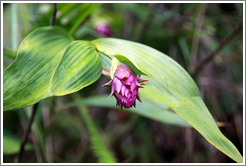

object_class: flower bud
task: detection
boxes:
[94,23,113,37]
[103,64,147,108]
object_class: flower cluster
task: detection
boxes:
[103,64,147,108]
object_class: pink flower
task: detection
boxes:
[103,64,148,108]
[94,23,113,37]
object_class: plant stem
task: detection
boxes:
[136,4,156,42]
[15,103,39,162]
[50,4,57,26]
[44,96,57,162]
[31,132,42,162]
[189,4,207,74]
[11,3,18,51]
[192,20,243,76]
[185,127,193,160]
[68,4,99,36]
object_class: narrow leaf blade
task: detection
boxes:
[65,95,190,127]
[72,94,117,163]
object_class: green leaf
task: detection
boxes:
[3,48,17,60]
[92,38,243,163]
[3,130,33,154]
[178,37,190,68]
[99,52,112,71]
[11,3,18,51]
[4,27,103,111]
[72,94,117,163]
[50,41,102,96]
[112,54,147,76]
[108,55,147,79]
[58,4,81,20]
[3,26,72,111]
[65,95,190,127]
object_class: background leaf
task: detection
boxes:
[3,26,72,111]
[65,95,190,127]
[3,48,17,60]
[92,38,243,163]
[50,40,102,96]
[3,130,33,155]
[72,94,117,163]
[68,3,101,36]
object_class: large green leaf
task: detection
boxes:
[92,38,243,163]
[3,26,72,111]
[65,95,190,127]
[50,41,102,96]
[3,27,103,111]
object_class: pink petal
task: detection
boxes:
[121,85,126,96]
[121,80,131,86]
[125,89,129,97]
[135,81,144,88]
[115,69,130,80]
[127,93,132,100]
[137,77,148,83]
[125,75,134,84]
[114,78,122,93]
[103,80,112,87]
[136,92,142,102]
[130,83,137,92]
[109,83,115,97]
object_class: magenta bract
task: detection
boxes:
[103,64,147,108]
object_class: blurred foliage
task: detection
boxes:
[3,3,243,163]
[3,130,33,155]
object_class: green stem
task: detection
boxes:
[50,4,57,26]
[11,3,18,51]
[68,4,99,36]
[15,103,39,162]
[189,4,207,74]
